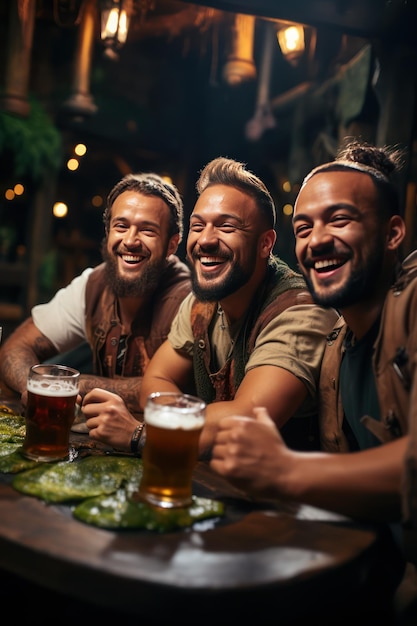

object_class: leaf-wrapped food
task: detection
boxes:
[0,449,37,472]
[12,455,143,502]
[0,414,26,442]
[74,490,224,531]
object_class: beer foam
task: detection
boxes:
[145,406,205,430]
[27,379,78,397]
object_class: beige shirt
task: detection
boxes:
[168,293,339,417]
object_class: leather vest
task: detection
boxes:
[317,250,417,560]
[84,256,191,378]
[319,251,417,451]
[190,256,313,403]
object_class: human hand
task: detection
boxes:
[82,388,140,452]
[210,406,292,501]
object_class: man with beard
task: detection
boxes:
[0,173,191,419]
[210,142,417,619]
[111,155,337,458]
[80,157,337,455]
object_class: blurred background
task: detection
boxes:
[0,0,416,338]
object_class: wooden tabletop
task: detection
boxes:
[0,383,404,625]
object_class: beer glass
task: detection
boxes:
[22,364,80,462]
[136,392,206,509]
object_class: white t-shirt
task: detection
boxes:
[32,267,94,352]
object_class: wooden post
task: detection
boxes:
[1,0,36,116]
[62,0,98,118]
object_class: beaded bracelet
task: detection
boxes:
[130,422,146,454]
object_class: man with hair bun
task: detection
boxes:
[211,141,417,619]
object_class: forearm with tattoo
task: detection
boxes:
[0,336,55,393]
[79,375,143,415]
[0,327,57,394]
[0,352,32,394]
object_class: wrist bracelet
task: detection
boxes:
[130,422,145,454]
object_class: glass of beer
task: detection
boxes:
[22,364,80,462]
[136,392,206,509]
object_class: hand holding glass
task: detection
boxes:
[22,364,80,462]
[136,392,206,508]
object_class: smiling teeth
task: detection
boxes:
[122,255,142,262]
[200,256,223,264]
[314,259,341,270]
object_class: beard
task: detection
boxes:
[102,246,165,298]
[302,240,386,309]
[189,256,252,302]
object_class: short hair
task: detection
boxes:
[103,173,184,242]
[196,157,276,228]
[302,139,405,217]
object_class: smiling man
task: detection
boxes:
[210,143,417,592]
[0,173,191,416]
[124,156,338,457]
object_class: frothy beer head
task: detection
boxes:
[27,364,80,396]
[27,378,78,397]
[145,393,206,430]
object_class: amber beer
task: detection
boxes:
[22,364,80,462]
[137,392,206,508]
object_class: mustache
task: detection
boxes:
[190,246,231,261]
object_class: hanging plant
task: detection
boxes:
[0,95,62,181]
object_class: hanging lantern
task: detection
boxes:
[277,23,305,66]
[100,0,132,58]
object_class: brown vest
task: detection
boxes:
[190,257,319,451]
[84,256,191,378]
[317,250,417,562]
[319,252,417,451]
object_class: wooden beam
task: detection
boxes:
[180,0,417,40]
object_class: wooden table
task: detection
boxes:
[0,386,404,625]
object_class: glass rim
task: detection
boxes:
[29,364,80,378]
[147,391,206,409]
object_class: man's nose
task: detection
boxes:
[123,227,141,245]
[309,224,333,249]
[196,225,218,247]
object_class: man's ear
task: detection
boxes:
[386,215,406,251]
[259,229,277,259]
[167,233,180,257]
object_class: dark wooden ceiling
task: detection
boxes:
[3,1,416,187]
[1,0,417,310]
[181,0,417,41]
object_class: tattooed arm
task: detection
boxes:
[0,317,143,415]
[0,317,58,395]
[77,375,142,417]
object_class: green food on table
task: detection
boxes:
[0,413,25,443]
[0,449,37,472]
[0,442,24,458]
[0,411,225,532]
[12,455,143,502]
[0,413,30,469]
[74,490,224,531]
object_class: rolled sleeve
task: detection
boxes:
[246,304,339,397]
[167,293,195,356]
